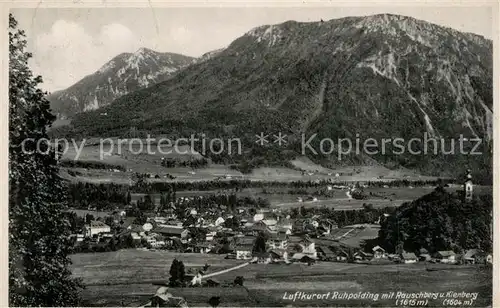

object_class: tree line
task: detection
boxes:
[67,182,130,210]
[9,14,81,306]
[64,177,452,210]
[161,157,209,169]
[378,187,493,254]
[60,159,126,171]
[286,204,397,228]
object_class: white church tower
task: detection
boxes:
[463,169,473,202]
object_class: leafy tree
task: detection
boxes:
[252,231,268,254]
[234,276,244,286]
[183,215,197,228]
[67,212,85,233]
[395,241,404,255]
[85,213,95,223]
[224,216,241,231]
[188,227,206,244]
[208,296,221,308]
[126,191,132,204]
[8,14,82,306]
[107,237,117,251]
[133,211,147,225]
[104,215,114,228]
[143,194,154,210]
[379,189,493,253]
[168,258,186,287]
[203,263,210,272]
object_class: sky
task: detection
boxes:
[11,6,494,92]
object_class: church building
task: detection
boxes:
[463,169,473,202]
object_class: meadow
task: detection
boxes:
[60,141,443,185]
[72,250,492,307]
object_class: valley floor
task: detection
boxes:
[72,250,492,307]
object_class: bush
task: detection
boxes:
[234,276,244,286]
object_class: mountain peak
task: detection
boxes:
[134,47,156,55]
[355,13,490,46]
[65,14,492,179]
[48,48,194,118]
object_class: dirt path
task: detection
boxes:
[201,261,251,279]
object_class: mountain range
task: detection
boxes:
[51,14,493,179]
[48,48,194,118]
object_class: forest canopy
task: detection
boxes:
[378,187,492,254]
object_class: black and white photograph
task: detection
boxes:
[6,2,497,307]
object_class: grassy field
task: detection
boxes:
[71,250,492,307]
[72,250,242,286]
[59,141,445,184]
[74,185,492,218]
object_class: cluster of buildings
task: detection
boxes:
[75,173,492,267]
[76,203,493,267]
[347,246,492,265]
[76,204,340,257]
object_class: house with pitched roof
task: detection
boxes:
[267,232,288,250]
[372,246,387,259]
[434,251,457,264]
[335,249,349,262]
[277,218,293,235]
[269,249,289,262]
[317,245,335,261]
[400,252,418,263]
[353,251,373,261]
[155,225,188,239]
[298,237,317,259]
[144,287,188,307]
[84,221,111,238]
[463,249,487,264]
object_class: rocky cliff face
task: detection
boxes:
[48,48,194,118]
[67,14,493,177]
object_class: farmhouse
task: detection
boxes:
[234,236,255,259]
[190,242,214,253]
[251,222,269,234]
[298,238,318,259]
[316,246,335,261]
[387,254,400,261]
[205,230,217,241]
[372,246,387,259]
[147,287,188,307]
[486,254,493,264]
[261,218,278,227]
[84,221,111,238]
[335,249,349,262]
[400,252,418,263]
[205,278,220,287]
[277,218,293,233]
[214,217,225,227]
[235,244,253,260]
[151,240,166,248]
[319,219,337,233]
[269,249,289,262]
[253,219,278,232]
[463,249,487,264]
[417,248,431,261]
[155,226,188,239]
[253,213,265,222]
[255,252,272,264]
[291,253,317,264]
[353,251,373,261]
[267,232,288,249]
[434,251,457,264]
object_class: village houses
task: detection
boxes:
[84,221,111,238]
